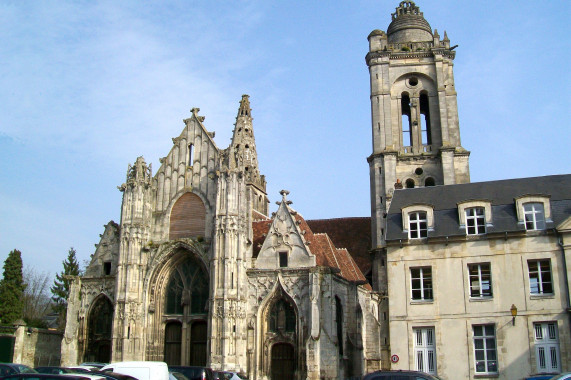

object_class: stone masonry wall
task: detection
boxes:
[13,325,62,366]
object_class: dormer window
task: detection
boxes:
[458,201,492,236]
[409,212,427,239]
[402,204,434,240]
[465,207,486,235]
[524,203,546,230]
[515,195,551,231]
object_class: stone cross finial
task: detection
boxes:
[279,189,290,202]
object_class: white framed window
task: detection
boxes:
[528,260,553,295]
[402,204,434,239]
[414,327,437,375]
[524,203,546,230]
[534,322,561,373]
[468,263,492,298]
[515,195,551,229]
[458,200,492,235]
[473,324,498,374]
[466,207,486,235]
[409,212,428,239]
[411,267,433,301]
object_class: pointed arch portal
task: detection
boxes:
[162,253,209,366]
[85,296,113,363]
[260,283,300,380]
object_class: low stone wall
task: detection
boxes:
[11,324,63,366]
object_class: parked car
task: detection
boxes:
[548,374,571,380]
[87,371,137,380]
[101,361,169,380]
[35,368,76,375]
[169,372,190,380]
[363,370,442,380]
[0,374,96,380]
[0,364,37,376]
[61,375,106,380]
[526,375,559,380]
[213,371,245,380]
[79,365,106,371]
[168,366,214,380]
[66,368,93,374]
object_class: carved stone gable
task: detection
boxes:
[256,197,315,269]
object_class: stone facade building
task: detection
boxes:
[61,2,571,379]
[385,175,571,379]
[61,95,382,380]
[365,0,470,367]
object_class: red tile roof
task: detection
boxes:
[306,217,372,276]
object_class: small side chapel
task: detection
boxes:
[61,95,382,380]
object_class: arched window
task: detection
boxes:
[188,144,194,166]
[406,179,415,188]
[269,298,296,333]
[419,92,432,145]
[165,256,209,315]
[335,296,343,355]
[170,193,206,239]
[425,177,435,187]
[401,93,412,147]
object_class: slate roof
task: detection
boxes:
[252,214,370,287]
[386,174,571,241]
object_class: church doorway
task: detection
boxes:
[164,322,182,365]
[85,296,113,363]
[271,343,295,380]
[190,321,207,366]
[162,253,209,366]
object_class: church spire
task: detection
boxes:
[237,93,252,118]
[227,95,268,215]
[230,95,259,174]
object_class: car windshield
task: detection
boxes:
[170,372,190,380]
[16,365,37,373]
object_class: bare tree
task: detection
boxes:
[23,266,52,327]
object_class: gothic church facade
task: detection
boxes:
[61,94,382,380]
[61,2,571,380]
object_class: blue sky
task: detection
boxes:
[1,1,569,278]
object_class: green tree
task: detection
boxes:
[0,249,25,325]
[51,247,81,329]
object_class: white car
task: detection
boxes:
[101,361,169,380]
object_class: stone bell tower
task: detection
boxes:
[365,1,470,367]
[209,95,267,373]
[114,156,153,361]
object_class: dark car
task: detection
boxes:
[89,371,138,380]
[363,370,442,380]
[0,364,37,376]
[213,371,245,380]
[168,366,214,380]
[79,364,107,370]
[34,368,75,375]
[0,374,93,380]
